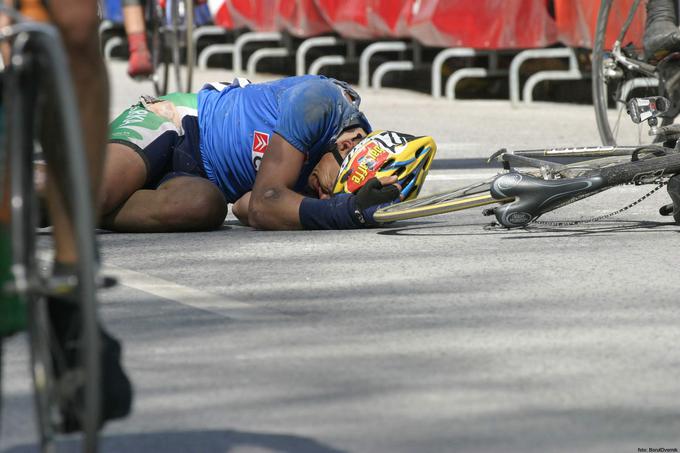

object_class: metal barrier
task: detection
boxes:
[431,48,476,98]
[104,36,125,61]
[296,36,341,76]
[509,47,583,106]
[247,47,290,77]
[193,25,228,61]
[620,78,659,102]
[309,56,346,75]
[372,61,415,89]
[359,41,410,90]
[198,31,283,74]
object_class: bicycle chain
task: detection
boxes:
[484,180,667,230]
[533,181,666,227]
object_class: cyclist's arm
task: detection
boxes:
[248,134,306,230]
[232,191,252,226]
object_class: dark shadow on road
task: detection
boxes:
[2,429,348,453]
[378,219,680,238]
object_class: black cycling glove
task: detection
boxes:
[352,177,401,226]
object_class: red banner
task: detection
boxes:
[554,0,645,49]
[407,0,558,49]
[314,0,413,39]
[277,0,332,37]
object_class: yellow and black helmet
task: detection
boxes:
[332,130,437,201]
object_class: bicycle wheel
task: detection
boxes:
[374,147,660,223]
[7,30,101,452]
[169,0,194,93]
[374,179,504,222]
[148,0,170,96]
[592,0,669,146]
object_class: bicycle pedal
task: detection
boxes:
[659,202,675,216]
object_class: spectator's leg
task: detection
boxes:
[123,0,152,78]
[44,0,108,264]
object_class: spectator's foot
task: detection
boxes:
[667,173,680,224]
[127,48,153,80]
[47,265,133,432]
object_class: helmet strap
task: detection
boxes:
[328,144,345,166]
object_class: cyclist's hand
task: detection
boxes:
[353,176,402,226]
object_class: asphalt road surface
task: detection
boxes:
[2,61,679,453]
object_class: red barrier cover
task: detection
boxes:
[407,0,558,49]
[208,0,234,28]
[227,0,279,31]
[554,0,645,49]
[277,0,332,37]
[314,0,414,39]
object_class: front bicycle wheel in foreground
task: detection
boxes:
[4,27,102,452]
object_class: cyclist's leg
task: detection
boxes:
[123,0,153,78]
[101,174,227,232]
[39,0,133,431]
[101,92,226,232]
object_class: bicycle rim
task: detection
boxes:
[6,59,58,451]
[29,32,101,452]
[374,179,502,222]
[592,0,662,146]
[171,0,182,92]
[149,0,169,96]
[184,0,194,92]
[373,151,656,223]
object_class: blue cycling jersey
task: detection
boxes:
[197,75,371,203]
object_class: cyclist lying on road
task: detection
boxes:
[99,75,433,232]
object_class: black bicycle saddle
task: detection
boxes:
[489,172,606,228]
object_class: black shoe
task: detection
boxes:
[667,173,680,224]
[48,298,133,433]
[644,0,680,60]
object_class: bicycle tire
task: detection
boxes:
[374,147,667,223]
[374,179,502,222]
[598,149,680,184]
[592,0,667,146]
[149,0,169,96]
[185,0,194,93]
[169,0,193,93]
[7,30,101,453]
[593,0,617,146]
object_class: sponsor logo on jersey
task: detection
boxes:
[251,131,270,171]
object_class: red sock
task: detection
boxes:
[128,32,149,54]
